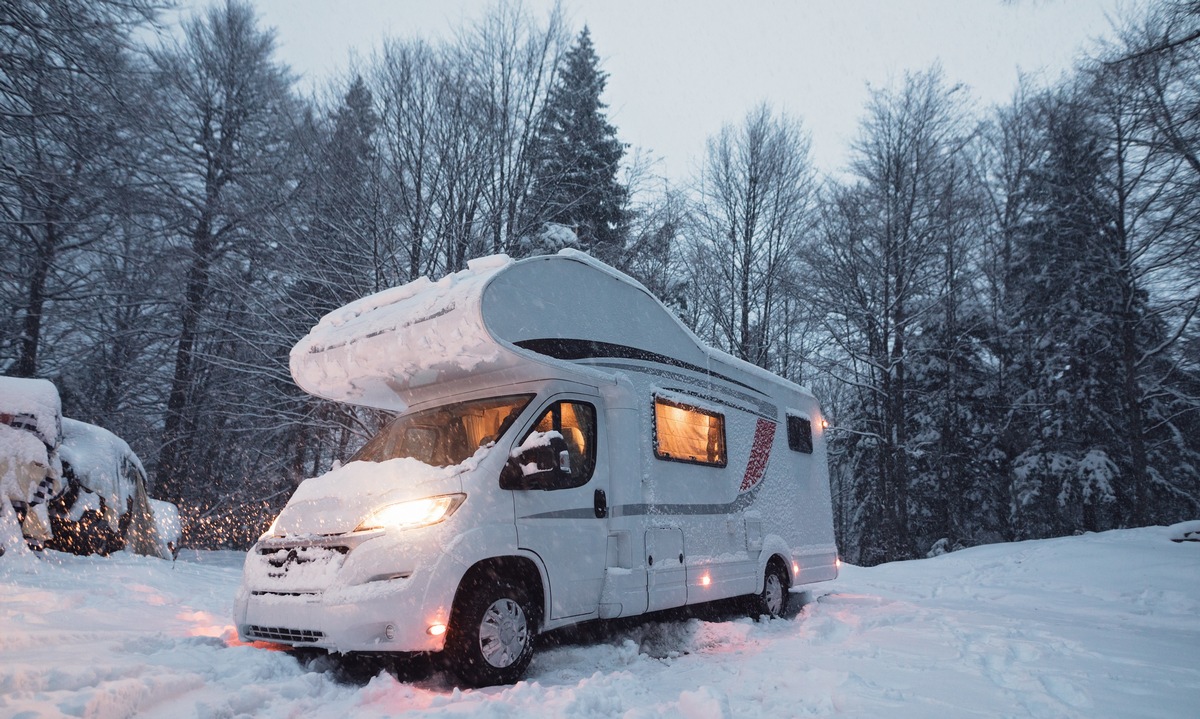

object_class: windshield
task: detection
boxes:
[350,394,534,467]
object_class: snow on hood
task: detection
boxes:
[272,449,489,536]
[290,255,518,412]
[0,376,61,448]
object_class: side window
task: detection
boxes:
[787,415,813,454]
[653,396,727,467]
[521,400,597,488]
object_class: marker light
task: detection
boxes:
[427,623,447,637]
[792,561,801,576]
[700,573,711,587]
[356,494,466,532]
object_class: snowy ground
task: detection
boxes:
[1,525,1197,718]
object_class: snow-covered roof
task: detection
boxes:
[0,376,61,447]
[290,250,813,412]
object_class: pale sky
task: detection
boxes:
[243,0,1142,178]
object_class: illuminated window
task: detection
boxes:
[352,394,534,467]
[653,396,726,467]
[787,415,813,454]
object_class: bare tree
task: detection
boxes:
[811,68,976,563]
[0,0,159,376]
[458,0,568,256]
[688,104,819,376]
[146,0,301,507]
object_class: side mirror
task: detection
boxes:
[499,433,571,490]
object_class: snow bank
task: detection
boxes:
[2,526,1198,717]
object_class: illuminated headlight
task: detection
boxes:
[259,516,280,540]
[356,494,466,532]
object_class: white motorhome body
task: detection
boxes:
[235,251,838,684]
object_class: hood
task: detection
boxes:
[273,451,487,536]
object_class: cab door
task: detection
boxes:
[510,393,609,620]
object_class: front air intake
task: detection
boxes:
[245,625,325,643]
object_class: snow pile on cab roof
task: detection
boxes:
[290,255,514,412]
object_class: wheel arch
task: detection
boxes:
[763,552,791,591]
[758,534,794,592]
[450,555,546,633]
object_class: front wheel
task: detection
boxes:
[750,563,790,619]
[446,575,536,686]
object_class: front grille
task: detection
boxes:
[245,625,325,643]
[259,545,349,566]
[250,590,319,597]
[255,544,350,582]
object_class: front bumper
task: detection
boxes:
[234,530,462,653]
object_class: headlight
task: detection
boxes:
[355,494,466,532]
[259,515,280,540]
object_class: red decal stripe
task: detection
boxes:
[740,419,776,492]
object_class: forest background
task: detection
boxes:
[3,0,1198,564]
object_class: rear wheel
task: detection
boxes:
[446,574,536,686]
[751,563,789,619]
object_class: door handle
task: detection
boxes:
[594,488,608,519]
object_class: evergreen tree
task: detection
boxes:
[1006,90,1127,536]
[276,75,389,490]
[525,27,627,260]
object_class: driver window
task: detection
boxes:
[522,400,597,488]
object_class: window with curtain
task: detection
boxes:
[653,396,726,467]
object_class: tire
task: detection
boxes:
[446,574,536,687]
[751,563,789,619]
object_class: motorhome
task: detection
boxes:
[235,250,839,685]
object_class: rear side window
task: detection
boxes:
[653,396,726,467]
[787,415,813,454]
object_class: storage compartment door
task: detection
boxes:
[645,528,686,611]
